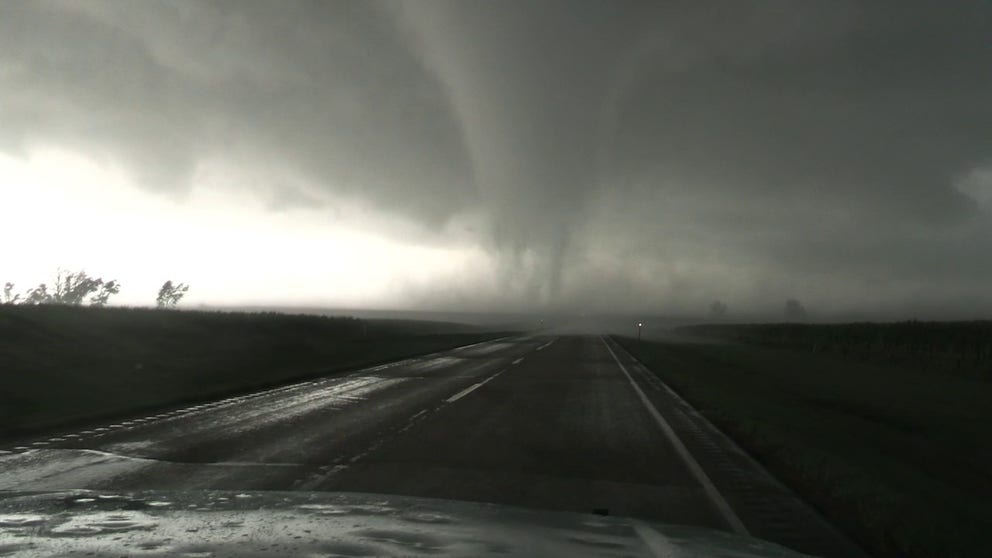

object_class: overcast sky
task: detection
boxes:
[2,1,991,319]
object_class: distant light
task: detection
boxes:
[638,322,643,327]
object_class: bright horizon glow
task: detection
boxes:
[0,147,492,309]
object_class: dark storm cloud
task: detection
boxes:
[0,0,473,223]
[595,1,992,316]
[395,0,992,316]
[3,0,992,317]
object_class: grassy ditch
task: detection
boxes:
[615,334,992,558]
[1,305,510,438]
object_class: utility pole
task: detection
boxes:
[637,322,642,341]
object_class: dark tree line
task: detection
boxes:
[5,269,120,307]
[3,270,188,308]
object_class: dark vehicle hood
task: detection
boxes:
[0,490,809,557]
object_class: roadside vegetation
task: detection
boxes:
[0,305,508,438]
[4,269,188,309]
[4,269,122,307]
[615,332,992,558]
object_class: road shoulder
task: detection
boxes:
[604,336,869,558]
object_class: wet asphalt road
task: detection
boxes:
[0,335,729,530]
[1,334,876,557]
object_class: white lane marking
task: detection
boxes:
[536,339,556,351]
[446,382,486,403]
[512,357,524,365]
[445,370,504,403]
[600,336,750,536]
[10,336,522,457]
[348,452,369,464]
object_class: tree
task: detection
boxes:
[156,280,189,308]
[785,298,807,320]
[2,282,19,305]
[52,269,104,305]
[709,300,728,318]
[10,269,121,306]
[89,280,120,307]
[23,283,52,305]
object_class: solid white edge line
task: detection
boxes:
[600,335,750,536]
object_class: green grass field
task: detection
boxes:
[0,305,509,438]
[615,334,992,558]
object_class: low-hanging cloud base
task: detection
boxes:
[2,1,991,320]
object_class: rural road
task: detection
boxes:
[0,334,866,557]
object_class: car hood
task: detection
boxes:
[0,490,809,557]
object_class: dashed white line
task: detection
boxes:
[446,382,486,403]
[445,369,505,403]
[600,336,750,536]
[536,339,556,351]
[5,336,524,457]
[347,453,367,464]
[512,357,524,365]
